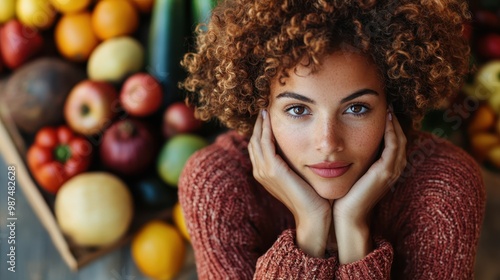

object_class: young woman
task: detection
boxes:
[178,0,486,278]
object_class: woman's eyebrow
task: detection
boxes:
[276,91,315,104]
[340,89,379,104]
[276,89,379,104]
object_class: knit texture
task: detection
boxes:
[178,130,486,279]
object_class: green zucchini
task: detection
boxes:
[190,0,218,31]
[148,0,189,107]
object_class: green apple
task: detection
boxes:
[157,134,208,187]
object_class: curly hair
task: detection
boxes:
[181,0,471,136]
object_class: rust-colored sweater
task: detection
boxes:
[178,130,486,279]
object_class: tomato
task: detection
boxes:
[27,126,93,194]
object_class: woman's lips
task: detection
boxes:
[308,162,352,178]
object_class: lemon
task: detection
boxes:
[132,220,186,280]
[173,202,190,241]
[0,0,16,24]
[17,0,56,29]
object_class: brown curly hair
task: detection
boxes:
[181,0,471,136]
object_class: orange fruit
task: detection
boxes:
[467,104,496,135]
[470,133,500,162]
[173,202,190,241]
[131,220,186,280]
[55,12,100,62]
[488,145,500,169]
[49,0,91,13]
[130,0,155,13]
[91,0,139,40]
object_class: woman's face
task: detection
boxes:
[268,51,387,200]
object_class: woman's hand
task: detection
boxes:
[248,110,332,257]
[333,109,407,264]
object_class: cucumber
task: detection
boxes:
[148,0,189,107]
[190,0,218,31]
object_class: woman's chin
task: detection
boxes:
[313,185,351,200]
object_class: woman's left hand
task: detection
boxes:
[333,109,407,264]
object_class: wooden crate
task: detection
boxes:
[0,79,172,271]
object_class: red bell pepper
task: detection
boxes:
[27,126,93,194]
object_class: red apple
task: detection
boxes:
[477,33,500,60]
[474,9,500,30]
[0,31,3,73]
[64,80,119,136]
[0,19,43,70]
[120,73,163,117]
[162,102,203,138]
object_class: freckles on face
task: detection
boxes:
[268,51,387,200]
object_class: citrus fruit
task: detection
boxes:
[173,202,190,241]
[55,12,100,62]
[91,0,139,40]
[49,0,91,13]
[132,220,186,280]
[130,0,155,13]
[157,134,208,186]
[0,0,16,24]
[17,0,57,29]
[467,104,496,135]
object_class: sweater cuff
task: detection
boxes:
[336,236,394,279]
[255,229,338,279]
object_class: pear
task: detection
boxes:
[87,36,144,83]
[475,60,500,113]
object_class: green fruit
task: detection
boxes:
[157,134,208,186]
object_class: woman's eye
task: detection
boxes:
[286,106,310,117]
[345,104,369,115]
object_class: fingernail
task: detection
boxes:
[388,111,393,121]
[261,109,267,119]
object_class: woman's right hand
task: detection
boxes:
[248,110,332,257]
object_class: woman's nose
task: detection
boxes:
[316,119,344,154]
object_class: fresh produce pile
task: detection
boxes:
[462,0,500,170]
[0,0,217,277]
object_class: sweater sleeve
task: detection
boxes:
[178,146,262,279]
[389,142,486,279]
[254,229,337,279]
[255,230,394,279]
[335,237,394,279]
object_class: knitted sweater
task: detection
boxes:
[178,130,486,279]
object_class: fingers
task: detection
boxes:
[390,110,407,172]
[260,110,278,158]
[248,111,263,172]
[249,110,273,180]
[380,109,407,184]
